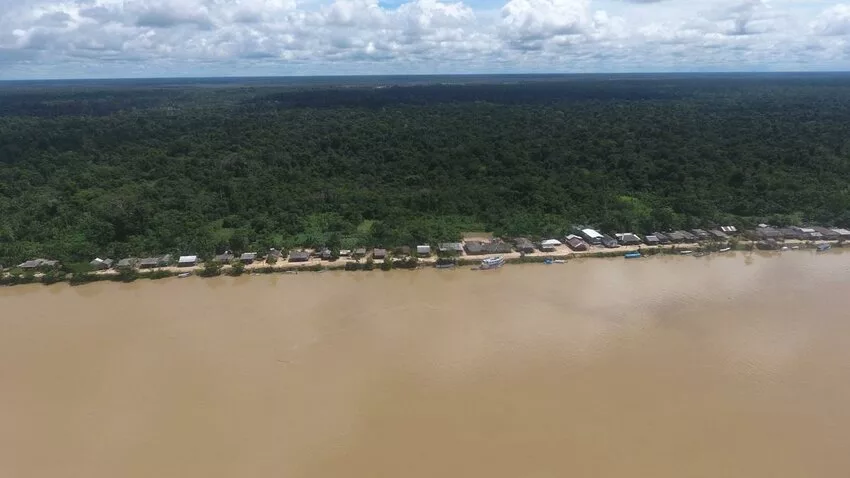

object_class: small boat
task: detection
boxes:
[791,246,800,250]
[719,247,731,253]
[624,252,641,259]
[544,258,554,265]
[480,256,505,270]
[178,272,191,278]
[553,260,566,264]
[680,250,693,255]
[817,243,831,252]
[435,262,456,269]
[781,246,789,251]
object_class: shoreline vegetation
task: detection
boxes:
[0,238,842,288]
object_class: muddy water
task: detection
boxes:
[2,251,850,478]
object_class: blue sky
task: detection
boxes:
[1,0,849,79]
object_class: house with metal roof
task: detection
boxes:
[178,255,198,267]
[615,233,641,246]
[580,228,604,245]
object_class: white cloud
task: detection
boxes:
[0,0,847,78]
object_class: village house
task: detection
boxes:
[139,254,171,269]
[514,238,535,254]
[666,231,686,243]
[339,249,352,257]
[465,240,513,255]
[18,259,59,270]
[709,230,729,240]
[540,239,562,250]
[754,227,782,241]
[779,228,802,240]
[615,233,641,246]
[438,243,464,255]
[720,225,738,234]
[416,245,431,257]
[812,226,840,240]
[266,249,283,261]
[463,241,486,256]
[214,252,234,263]
[373,248,387,260]
[240,252,257,264]
[89,258,114,271]
[601,235,620,248]
[288,251,310,262]
[679,230,698,242]
[564,235,589,251]
[651,232,671,244]
[178,255,198,267]
[643,235,661,246]
[320,248,333,260]
[353,247,367,259]
[830,228,850,239]
[691,229,711,240]
[580,228,603,245]
[116,258,139,269]
[791,227,817,239]
[394,246,411,257]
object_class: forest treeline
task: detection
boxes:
[2,75,850,265]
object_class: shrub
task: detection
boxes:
[228,262,245,276]
[199,261,222,277]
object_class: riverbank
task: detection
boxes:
[0,239,841,287]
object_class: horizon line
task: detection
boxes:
[3,70,850,83]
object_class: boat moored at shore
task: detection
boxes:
[480,256,505,270]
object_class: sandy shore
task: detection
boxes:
[2,238,836,285]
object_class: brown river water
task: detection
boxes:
[2,251,850,478]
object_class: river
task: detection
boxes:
[2,251,850,477]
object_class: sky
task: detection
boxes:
[1,0,849,79]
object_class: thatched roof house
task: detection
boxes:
[514,238,535,254]
[666,231,686,243]
[117,258,139,269]
[214,252,234,263]
[288,251,310,262]
[18,259,59,270]
[439,243,464,254]
[89,258,114,270]
[465,240,513,255]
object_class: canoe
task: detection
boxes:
[624,252,641,259]
[719,247,731,252]
[680,250,693,255]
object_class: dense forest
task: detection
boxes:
[2,74,850,264]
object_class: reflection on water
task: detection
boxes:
[2,252,850,478]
